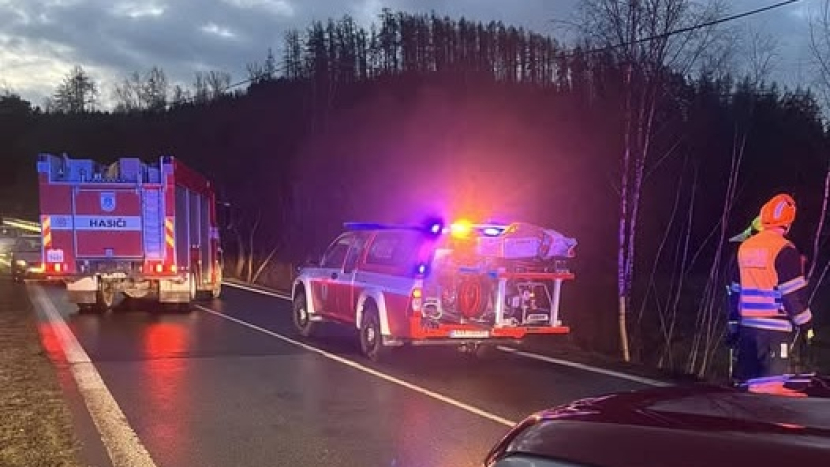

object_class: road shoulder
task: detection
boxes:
[0,277,83,467]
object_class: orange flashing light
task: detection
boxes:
[410,287,423,314]
[450,219,472,238]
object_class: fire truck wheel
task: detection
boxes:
[360,304,391,362]
[293,292,317,337]
[97,288,116,310]
[77,303,99,314]
[189,273,197,300]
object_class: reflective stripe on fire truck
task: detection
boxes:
[41,215,52,248]
[165,217,175,261]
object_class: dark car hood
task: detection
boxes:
[486,378,830,467]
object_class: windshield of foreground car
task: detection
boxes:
[15,238,41,253]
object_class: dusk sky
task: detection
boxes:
[0,0,818,109]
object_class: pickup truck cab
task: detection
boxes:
[292,220,576,361]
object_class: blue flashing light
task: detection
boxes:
[344,222,389,231]
[483,227,503,236]
[422,216,445,236]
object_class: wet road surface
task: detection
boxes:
[33,282,651,467]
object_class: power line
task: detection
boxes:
[563,0,803,58]
[163,63,289,110]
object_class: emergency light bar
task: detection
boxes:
[344,222,428,231]
[343,220,509,237]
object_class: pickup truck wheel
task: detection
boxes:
[293,293,317,337]
[212,266,223,299]
[360,304,390,362]
[473,343,500,360]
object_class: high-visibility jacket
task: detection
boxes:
[729,230,812,333]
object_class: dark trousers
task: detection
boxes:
[733,326,793,382]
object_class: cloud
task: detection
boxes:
[0,0,813,109]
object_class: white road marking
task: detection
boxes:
[195,304,518,427]
[28,284,159,467]
[223,280,292,300]
[222,280,669,388]
[496,347,669,387]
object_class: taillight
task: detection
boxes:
[410,287,423,314]
[155,264,163,273]
[54,263,62,272]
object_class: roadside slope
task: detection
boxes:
[0,277,82,467]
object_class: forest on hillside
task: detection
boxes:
[3,2,830,377]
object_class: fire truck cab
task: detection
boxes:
[37,153,223,311]
[292,219,577,361]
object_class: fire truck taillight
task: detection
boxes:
[154,264,163,273]
[410,287,423,314]
[53,263,62,272]
[170,264,177,273]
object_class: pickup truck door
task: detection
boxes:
[311,234,353,318]
[337,232,371,324]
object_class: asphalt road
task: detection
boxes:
[32,282,652,467]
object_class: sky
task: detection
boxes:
[0,0,819,109]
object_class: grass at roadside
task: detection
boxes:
[0,277,82,467]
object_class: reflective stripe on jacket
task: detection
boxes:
[736,230,811,333]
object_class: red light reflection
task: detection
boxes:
[139,321,193,465]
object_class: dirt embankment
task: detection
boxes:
[0,277,82,467]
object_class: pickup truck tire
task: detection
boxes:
[360,303,390,362]
[293,292,317,337]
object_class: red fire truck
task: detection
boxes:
[37,153,223,311]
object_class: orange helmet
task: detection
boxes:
[760,193,796,229]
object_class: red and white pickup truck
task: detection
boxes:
[292,219,577,361]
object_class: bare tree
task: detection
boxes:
[143,66,169,111]
[206,70,232,99]
[745,23,779,86]
[576,0,724,361]
[112,71,144,112]
[111,66,169,112]
[170,84,191,106]
[193,72,211,104]
[806,1,830,299]
[51,65,99,113]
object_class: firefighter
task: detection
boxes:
[730,194,815,386]
[725,215,762,381]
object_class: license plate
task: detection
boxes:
[46,249,64,263]
[100,272,127,279]
[450,330,490,339]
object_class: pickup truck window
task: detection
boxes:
[365,231,422,268]
[343,232,370,273]
[321,235,353,269]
